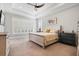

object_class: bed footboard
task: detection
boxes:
[29,33,45,47]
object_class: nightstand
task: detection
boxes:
[59,32,76,46]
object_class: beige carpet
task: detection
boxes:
[8,40,76,56]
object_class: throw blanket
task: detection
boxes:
[45,33,58,42]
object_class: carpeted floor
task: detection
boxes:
[8,40,76,56]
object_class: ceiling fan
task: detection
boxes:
[27,3,45,8]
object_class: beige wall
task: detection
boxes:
[42,5,79,33]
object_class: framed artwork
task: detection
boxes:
[48,17,57,24]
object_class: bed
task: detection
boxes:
[29,32,58,48]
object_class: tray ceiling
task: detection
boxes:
[0,3,79,19]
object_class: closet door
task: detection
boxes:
[77,21,79,56]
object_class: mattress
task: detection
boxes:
[30,32,58,42]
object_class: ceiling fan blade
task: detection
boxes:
[27,3,45,8]
[35,4,45,8]
[27,3,35,6]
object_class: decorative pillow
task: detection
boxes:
[43,28,56,33]
[44,28,50,33]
